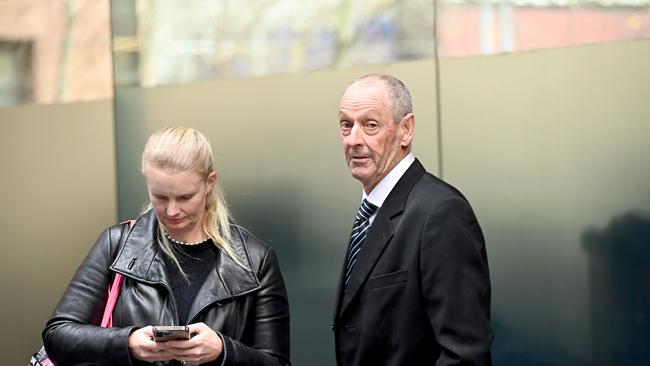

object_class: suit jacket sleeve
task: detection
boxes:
[420,196,493,365]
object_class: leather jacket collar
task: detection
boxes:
[110,210,261,307]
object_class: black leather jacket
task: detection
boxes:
[43,210,290,366]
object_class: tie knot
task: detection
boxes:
[356,199,378,222]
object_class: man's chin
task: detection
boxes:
[349,168,370,183]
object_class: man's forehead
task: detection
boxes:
[344,78,387,95]
[339,105,382,117]
[339,94,388,116]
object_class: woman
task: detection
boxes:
[43,127,290,365]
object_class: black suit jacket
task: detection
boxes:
[333,159,493,366]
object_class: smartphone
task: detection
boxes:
[152,325,191,342]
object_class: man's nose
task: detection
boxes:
[345,125,364,146]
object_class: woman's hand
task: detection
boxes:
[163,322,224,365]
[128,325,176,362]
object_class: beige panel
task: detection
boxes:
[0,100,117,365]
[114,59,439,366]
[440,39,650,363]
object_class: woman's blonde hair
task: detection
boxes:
[141,126,244,273]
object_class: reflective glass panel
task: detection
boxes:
[438,0,650,57]
[112,0,435,87]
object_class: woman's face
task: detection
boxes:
[144,163,216,241]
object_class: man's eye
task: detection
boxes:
[340,121,352,134]
[179,195,192,201]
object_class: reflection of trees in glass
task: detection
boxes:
[57,0,78,101]
[130,0,434,87]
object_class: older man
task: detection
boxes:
[332,74,493,366]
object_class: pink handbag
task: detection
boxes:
[29,220,133,366]
[29,273,125,366]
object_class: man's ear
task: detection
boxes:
[400,113,415,147]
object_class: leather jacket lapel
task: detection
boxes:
[111,210,261,321]
[188,229,260,320]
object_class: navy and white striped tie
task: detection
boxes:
[344,199,378,286]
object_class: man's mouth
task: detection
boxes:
[349,156,370,166]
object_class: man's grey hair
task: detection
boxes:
[349,73,413,122]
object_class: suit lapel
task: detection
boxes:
[334,160,426,319]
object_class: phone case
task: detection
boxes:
[152,325,190,342]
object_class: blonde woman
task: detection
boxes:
[43,127,290,366]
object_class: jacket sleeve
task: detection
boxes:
[420,196,493,366]
[42,224,138,366]
[217,248,291,366]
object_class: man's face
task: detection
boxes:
[338,80,413,193]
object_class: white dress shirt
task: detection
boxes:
[362,153,415,226]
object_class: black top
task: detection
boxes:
[165,239,218,323]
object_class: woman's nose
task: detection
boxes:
[166,201,180,216]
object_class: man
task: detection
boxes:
[333,74,493,366]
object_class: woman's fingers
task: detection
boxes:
[162,322,223,364]
[128,326,177,362]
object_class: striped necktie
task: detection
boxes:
[344,199,379,286]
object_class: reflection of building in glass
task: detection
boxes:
[582,212,650,366]
[439,0,650,57]
[2,0,649,105]
[0,41,32,106]
[0,0,112,107]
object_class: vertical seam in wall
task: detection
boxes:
[433,0,444,180]
[108,2,120,223]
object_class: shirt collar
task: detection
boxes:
[362,153,415,208]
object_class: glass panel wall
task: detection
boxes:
[109,2,650,366]
[112,0,435,87]
[111,5,439,366]
[439,35,650,366]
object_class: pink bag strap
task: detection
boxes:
[100,219,135,328]
[101,273,124,327]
